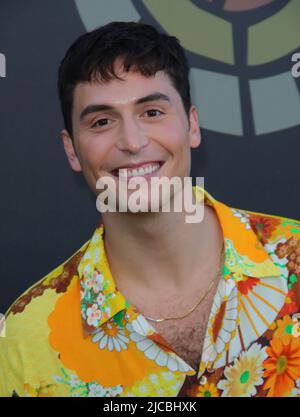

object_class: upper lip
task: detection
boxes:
[111,161,163,171]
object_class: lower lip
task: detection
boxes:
[111,162,164,182]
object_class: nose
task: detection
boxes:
[116,117,149,153]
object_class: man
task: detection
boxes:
[1,21,300,398]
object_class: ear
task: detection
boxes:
[61,129,82,172]
[188,105,201,149]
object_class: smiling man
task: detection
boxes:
[1,22,300,398]
[63,59,202,216]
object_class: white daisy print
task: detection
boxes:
[92,321,130,352]
[126,315,192,372]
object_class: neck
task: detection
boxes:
[101,200,224,295]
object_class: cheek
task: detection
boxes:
[78,137,112,172]
[161,123,191,174]
[156,121,186,150]
[163,126,190,156]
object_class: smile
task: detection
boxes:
[110,161,164,178]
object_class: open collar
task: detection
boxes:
[78,186,282,336]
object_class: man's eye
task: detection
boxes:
[144,109,164,117]
[91,118,110,128]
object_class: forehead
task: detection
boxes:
[72,69,179,111]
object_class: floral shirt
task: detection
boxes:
[1,186,300,397]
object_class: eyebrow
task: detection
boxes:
[79,92,171,122]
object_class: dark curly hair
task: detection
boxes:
[57,21,191,139]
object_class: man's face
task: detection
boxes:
[62,62,201,211]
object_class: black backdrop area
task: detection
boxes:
[0,0,300,313]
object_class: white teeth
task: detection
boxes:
[118,163,160,177]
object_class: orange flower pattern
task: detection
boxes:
[263,337,300,396]
[1,187,300,397]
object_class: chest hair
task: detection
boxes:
[148,303,211,371]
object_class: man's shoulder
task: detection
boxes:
[0,239,91,398]
[5,239,90,321]
[235,206,300,306]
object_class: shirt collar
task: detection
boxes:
[78,186,282,336]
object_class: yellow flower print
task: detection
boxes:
[188,381,219,397]
[217,343,268,397]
